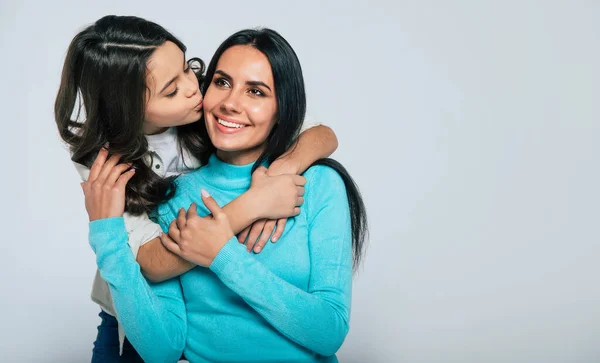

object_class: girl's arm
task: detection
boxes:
[239,124,339,253]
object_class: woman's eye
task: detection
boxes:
[249,88,264,96]
[166,88,179,98]
[214,78,230,88]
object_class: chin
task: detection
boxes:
[211,139,245,152]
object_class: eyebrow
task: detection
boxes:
[159,76,177,94]
[215,70,272,92]
[159,58,188,94]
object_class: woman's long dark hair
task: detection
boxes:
[199,28,367,269]
[54,15,206,215]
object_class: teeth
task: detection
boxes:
[218,119,246,129]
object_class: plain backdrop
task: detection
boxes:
[1,1,599,362]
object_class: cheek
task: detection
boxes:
[248,103,277,127]
[149,100,189,123]
[203,87,220,111]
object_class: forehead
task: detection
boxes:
[146,41,184,90]
[217,45,273,85]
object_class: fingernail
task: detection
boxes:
[201,189,211,198]
[103,142,109,148]
[255,246,262,253]
[159,232,163,237]
[271,237,277,242]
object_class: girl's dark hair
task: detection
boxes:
[54,15,205,215]
[199,28,367,269]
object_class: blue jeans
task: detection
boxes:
[92,310,144,362]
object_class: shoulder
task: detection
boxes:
[303,164,347,209]
[304,164,345,190]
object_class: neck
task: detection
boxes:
[143,123,169,135]
[216,143,266,166]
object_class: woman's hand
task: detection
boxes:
[159,190,235,268]
[80,148,135,221]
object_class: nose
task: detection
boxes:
[183,73,200,98]
[220,90,241,114]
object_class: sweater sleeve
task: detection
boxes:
[89,217,186,363]
[75,161,160,258]
[209,165,353,357]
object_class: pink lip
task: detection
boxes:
[193,100,203,111]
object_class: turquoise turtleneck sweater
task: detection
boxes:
[89,154,353,362]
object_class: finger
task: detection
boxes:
[115,168,136,190]
[159,232,182,256]
[297,186,305,197]
[107,162,133,186]
[88,148,109,183]
[296,197,305,207]
[187,202,198,219]
[96,154,122,185]
[271,218,287,242]
[293,207,301,216]
[292,175,306,186]
[176,208,187,230]
[237,226,250,244]
[254,220,276,253]
[246,220,266,252]
[168,219,182,242]
[201,189,225,219]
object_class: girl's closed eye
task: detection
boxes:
[166,88,179,98]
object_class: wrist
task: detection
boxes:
[239,191,263,222]
[269,155,302,176]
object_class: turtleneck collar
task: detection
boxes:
[200,153,259,191]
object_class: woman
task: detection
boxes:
[84,28,367,362]
[55,16,338,361]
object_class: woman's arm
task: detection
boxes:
[162,166,353,356]
[80,151,186,362]
[89,218,186,363]
[138,191,260,282]
[211,166,352,356]
[139,172,306,282]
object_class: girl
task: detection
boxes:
[55,16,338,361]
[83,28,367,362]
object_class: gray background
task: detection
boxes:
[1,0,598,362]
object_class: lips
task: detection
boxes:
[193,100,203,111]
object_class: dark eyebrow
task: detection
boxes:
[247,80,271,92]
[215,70,232,81]
[159,58,188,94]
[215,70,272,92]
[159,76,177,94]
